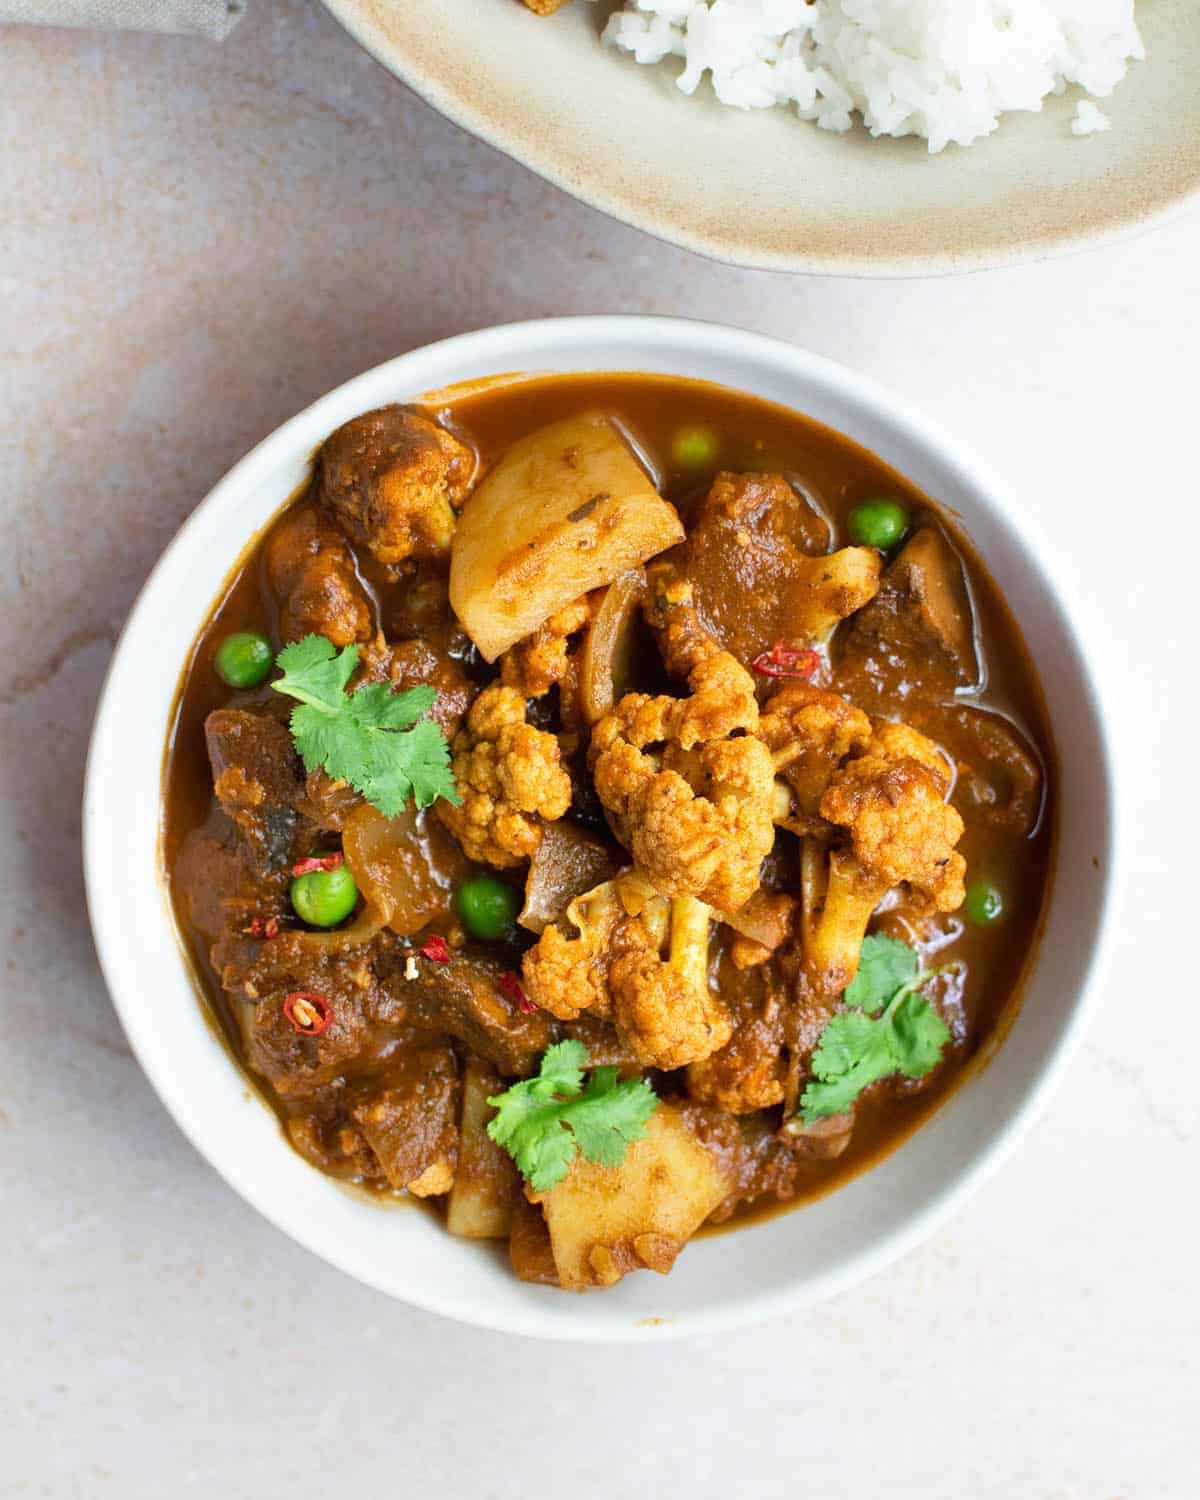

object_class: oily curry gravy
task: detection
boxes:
[164,373,1053,1290]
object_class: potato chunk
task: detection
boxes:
[450,413,684,661]
[531,1103,730,1290]
[446,1060,519,1241]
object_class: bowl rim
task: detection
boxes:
[319,0,1200,279]
[83,315,1119,1340]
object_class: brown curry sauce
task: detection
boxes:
[163,372,1055,1237]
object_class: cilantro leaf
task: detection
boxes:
[271,635,458,817]
[844,932,919,1013]
[274,635,359,709]
[487,1040,658,1193]
[359,718,456,818]
[800,1014,895,1120]
[889,989,950,1078]
[798,938,951,1123]
[809,1007,883,1082]
[350,680,438,731]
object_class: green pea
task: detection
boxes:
[848,498,909,551]
[291,865,359,928]
[964,879,1004,926]
[455,874,520,941]
[671,425,719,469]
[214,630,273,689]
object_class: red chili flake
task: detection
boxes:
[751,641,820,680]
[420,934,451,964]
[499,970,537,1014]
[291,852,344,878]
[244,915,280,940]
[283,991,333,1036]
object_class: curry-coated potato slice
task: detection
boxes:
[532,1103,731,1291]
[449,413,684,661]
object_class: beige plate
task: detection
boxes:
[321,0,1199,276]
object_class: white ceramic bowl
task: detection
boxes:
[84,317,1116,1340]
[322,0,1199,276]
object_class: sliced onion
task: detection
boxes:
[283,901,386,954]
[719,888,797,952]
[580,568,647,726]
[342,802,465,938]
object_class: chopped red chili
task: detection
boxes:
[499,970,537,1014]
[244,915,281,940]
[283,991,333,1036]
[420,934,451,964]
[751,641,820,680]
[291,852,344,878]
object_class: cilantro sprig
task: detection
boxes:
[487,1040,658,1193]
[271,635,459,818]
[796,934,952,1124]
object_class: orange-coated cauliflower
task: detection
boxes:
[801,721,966,998]
[522,876,629,1023]
[437,685,572,867]
[686,1009,786,1113]
[820,728,964,911]
[318,405,475,566]
[588,651,775,914]
[522,873,731,1069]
[609,889,731,1069]
[864,719,958,785]
[499,592,598,734]
[759,682,873,835]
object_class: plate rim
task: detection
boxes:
[320,0,1200,278]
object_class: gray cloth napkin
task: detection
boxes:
[0,0,243,38]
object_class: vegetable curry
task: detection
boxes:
[165,373,1053,1292]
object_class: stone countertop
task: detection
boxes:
[2,3,1197,1495]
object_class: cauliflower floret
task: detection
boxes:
[523,874,731,1069]
[821,737,965,910]
[673,649,760,745]
[501,595,593,697]
[789,547,883,644]
[522,876,629,1021]
[802,845,895,1000]
[499,593,597,734]
[437,685,572,867]
[865,719,956,786]
[801,721,966,997]
[686,1012,786,1113]
[610,893,731,1069]
[318,405,475,566]
[759,682,873,835]
[588,652,775,914]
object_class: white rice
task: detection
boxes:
[601,0,1144,153]
[1072,99,1113,135]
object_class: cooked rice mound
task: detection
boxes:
[602,0,1143,153]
